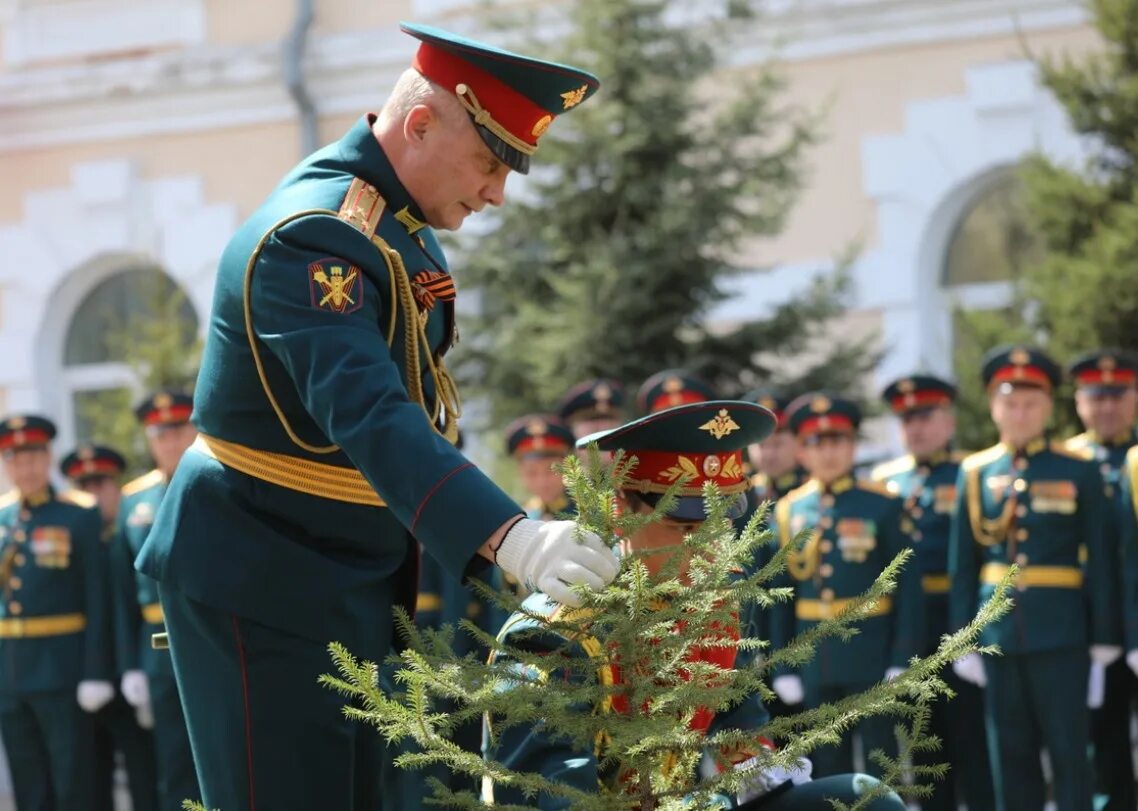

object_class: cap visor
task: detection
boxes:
[664,492,749,521]
[476,122,530,174]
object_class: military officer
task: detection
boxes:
[744,389,806,505]
[485,399,907,810]
[557,378,626,441]
[0,415,114,810]
[870,375,993,811]
[1063,349,1138,811]
[506,414,577,520]
[1120,441,1138,676]
[61,443,159,811]
[949,346,1120,811]
[637,369,717,414]
[134,23,618,809]
[113,392,200,810]
[767,394,923,779]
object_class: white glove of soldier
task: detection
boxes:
[495,519,619,608]
[952,653,987,687]
[1090,645,1122,666]
[76,680,115,713]
[1087,661,1106,710]
[734,753,813,804]
[1127,649,1138,678]
[884,667,904,682]
[121,669,151,708]
[134,701,155,731]
[772,675,804,705]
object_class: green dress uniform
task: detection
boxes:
[949,347,1120,811]
[0,417,113,811]
[1120,447,1138,658]
[135,24,601,810]
[61,444,159,811]
[768,395,924,779]
[1064,349,1138,811]
[485,401,905,811]
[871,374,993,811]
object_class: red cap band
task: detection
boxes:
[0,428,51,451]
[512,435,572,457]
[889,390,952,414]
[142,404,193,426]
[1075,368,1137,387]
[65,458,121,479]
[989,365,1052,392]
[649,390,709,413]
[796,414,855,438]
[624,449,747,495]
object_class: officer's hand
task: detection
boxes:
[952,653,987,687]
[121,670,151,708]
[734,752,813,804]
[1087,661,1107,709]
[1127,649,1138,678]
[772,675,804,705]
[1090,644,1122,666]
[76,680,115,713]
[494,518,619,608]
[134,701,155,731]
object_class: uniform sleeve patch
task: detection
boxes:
[308,258,364,314]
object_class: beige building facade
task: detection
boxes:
[0,0,1101,466]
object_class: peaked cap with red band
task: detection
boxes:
[60,444,127,482]
[0,414,56,454]
[743,387,792,429]
[981,345,1061,394]
[558,378,626,427]
[578,400,777,521]
[401,23,600,174]
[1066,349,1138,394]
[637,370,717,416]
[787,393,861,441]
[505,414,575,460]
[880,374,957,416]
[134,390,194,428]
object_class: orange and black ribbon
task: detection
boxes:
[411,270,456,312]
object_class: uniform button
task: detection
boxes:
[1105,485,1115,498]
[819,516,833,529]
[12,530,25,543]
[820,540,833,553]
[8,578,20,590]
[1014,458,1028,471]
[8,602,21,615]
[13,554,25,567]
[820,588,835,602]
[1013,479,1028,493]
[820,495,835,508]
[820,563,834,577]
[1016,529,1029,541]
[912,530,923,542]
[1015,505,1028,517]
[910,507,923,520]
[1015,553,1029,566]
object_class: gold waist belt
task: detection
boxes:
[796,596,893,621]
[981,563,1083,589]
[193,434,387,507]
[922,574,951,594]
[141,603,164,625]
[0,612,86,639]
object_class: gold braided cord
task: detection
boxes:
[966,466,1017,547]
[454,83,538,156]
[776,497,819,581]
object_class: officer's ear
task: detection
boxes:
[403,104,435,146]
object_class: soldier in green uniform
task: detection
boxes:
[0,415,114,810]
[1063,349,1137,811]
[134,23,618,810]
[558,378,626,442]
[870,375,993,811]
[948,346,1120,811]
[61,443,159,811]
[1120,436,1138,679]
[113,392,200,810]
[767,394,923,779]
[638,369,717,414]
[744,389,806,505]
[485,400,908,810]
[506,414,577,520]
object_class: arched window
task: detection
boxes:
[62,267,199,444]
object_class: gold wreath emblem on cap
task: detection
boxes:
[1009,348,1031,366]
[811,395,831,413]
[897,379,915,394]
[593,382,612,402]
[8,417,25,430]
[560,85,588,109]
[526,419,547,436]
[700,409,740,440]
[1099,355,1117,371]
[663,376,683,393]
[154,393,174,409]
[78,446,94,460]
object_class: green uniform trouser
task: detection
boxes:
[0,688,95,810]
[151,672,201,810]
[91,691,159,811]
[1089,658,1135,811]
[986,647,1091,811]
[162,586,384,810]
[918,665,994,811]
[804,684,897,779]
[742,774,905,810]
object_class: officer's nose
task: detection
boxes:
[481,170,508,208]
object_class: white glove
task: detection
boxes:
[1127,649,1138,678]
[772,674,804,705]
[1087,661,1106,709]
[76,680,115,713]
[121,670,151,708]
[735,754,813,804]
[495,519,618,608]
[1090,645,1122,666]
[134,701,155,730]
[884,667,904,682]
[952,653,987,687]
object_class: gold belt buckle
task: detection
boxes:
[10,618,25,638]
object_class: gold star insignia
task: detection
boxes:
[700,409,740,440]
[560,85,588,110]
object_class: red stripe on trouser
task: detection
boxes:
[232,615,258,810]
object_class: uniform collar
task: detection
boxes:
[339,114,429,236]
[1085,428,1138,448]
[1000,436,1048,457]
[20,485,52,508]
[914,446,952,467]
[813,473,855,495]
[774,468,805,491]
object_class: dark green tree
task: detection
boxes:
[452,0,876,433]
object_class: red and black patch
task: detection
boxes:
[308,258,364,314]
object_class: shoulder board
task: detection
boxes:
[870,455,914,482]
[1051,441,1093,461]
[961,444,1005,473]
[784,479,819,504]
[1064,432,1091,450]
[856,479,896,498]
[58,489,97,508]
[1127,445,1138,466]
[523,495,543,513]
[750,472,770,490]
[950,449,971,463]
[0,489,17,510]
[122,469,164,497]
[336,177,387,240]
